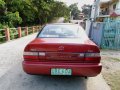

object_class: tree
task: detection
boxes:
[69,3,81,20]
[50,1,70,21]
[0,0,6,25]
[0,0,5,13]
[6,11,22,27]
[4,0,36,26]
[0,0,70,28]
[31,0,54,24]
[82,4,92,19]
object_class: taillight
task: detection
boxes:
[38,52,46,60]
[79,53,85,57]
[23,51,39,61]
[24,52,39,56]
[23,44,46,61]
[39,52,45,56]
[85,53,100,57]
[85,53,101,63]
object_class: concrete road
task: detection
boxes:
[0,34,110,90]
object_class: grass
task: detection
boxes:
[103,71,120,90]
[0,38,6,44]
[111,58,120,62]
[101,49,120,51]
[102,54,120,90]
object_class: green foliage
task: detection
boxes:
[0,0,5,8]
[0,0,70,42]
[82,5,92,18]
[0,23,4,29]
[64,16,70,23]
[69,3,81,20]
[9,29,18,40]
[0,0,70,28]
[6,12,22,26]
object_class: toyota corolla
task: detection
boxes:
[22,23,102,77]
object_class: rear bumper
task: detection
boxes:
[22,61,102,77]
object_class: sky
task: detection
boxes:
[56,0,111,10]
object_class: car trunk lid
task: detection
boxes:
[26,38,100,63]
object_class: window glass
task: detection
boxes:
[38,24,87,38]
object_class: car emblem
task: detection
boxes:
[58,46,64,51]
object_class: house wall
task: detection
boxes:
[109,3,114,14]
[110,0,120,14]
[99,0,119,15]
[115,1,120,14]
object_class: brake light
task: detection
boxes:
[85,53,100,57]
[24,52,38,56]
[23,51,39,61]
[39,52,45,56]
[79,53,84,57]
[85,53,101,63]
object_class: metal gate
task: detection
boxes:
[101,18,120,49]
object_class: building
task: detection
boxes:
[97,0,120,21]
[88,0,120,49]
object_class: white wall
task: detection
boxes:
[115,1,120,15]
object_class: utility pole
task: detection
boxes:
[94,0,100,19]
[90,0,100,21]
[89,0,100,38]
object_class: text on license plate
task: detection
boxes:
[51,68,72,75]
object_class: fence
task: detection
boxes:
[89,22,103,47]
[0,26,41,43]
[89,18,120,50]
[101,19,120,49]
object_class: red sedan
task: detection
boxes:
[22,23,102,77]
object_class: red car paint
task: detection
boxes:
[22,24,102,77]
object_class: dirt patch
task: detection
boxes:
[103,71,120,90]
[101,50,120,90]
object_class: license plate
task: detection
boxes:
[51,68,72,75]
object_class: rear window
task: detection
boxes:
[38,24,87,38]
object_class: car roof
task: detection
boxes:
[47,23,78,26]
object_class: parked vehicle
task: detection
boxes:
[22,23,102,77]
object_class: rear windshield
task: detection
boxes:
[38,24,87,38]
